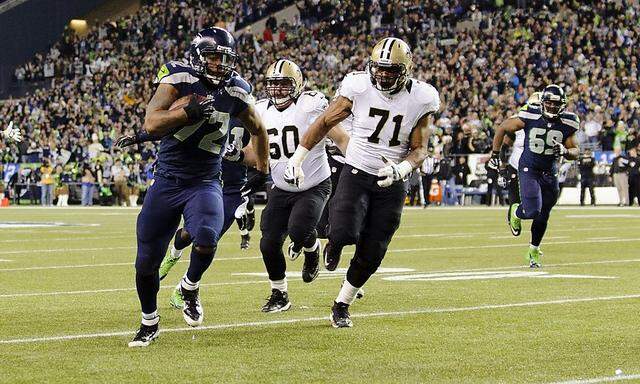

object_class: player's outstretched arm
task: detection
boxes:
[326,124,350,155]
[237,105,270,174]
[300,96,353,150]
[489,117,524,169]
[143,83,189,136]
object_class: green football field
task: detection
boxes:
[1,206,639,384]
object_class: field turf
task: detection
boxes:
[0,206,639,383]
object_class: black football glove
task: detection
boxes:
[239,171,268,198]
[183,95,217,121]
[486,151,501,171]
[223,143,244,163]
[497,167,508,188]
[115,135,137,148]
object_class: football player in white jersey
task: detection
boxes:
[285,37,440,327]
[499,92,541,204]
[248,59,349,312]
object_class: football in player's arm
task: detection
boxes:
[126,27,269,348]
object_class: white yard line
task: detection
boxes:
[3,237,640,272]
[545,374,640,384]
[1,293,639,345]
[1,257,636,298]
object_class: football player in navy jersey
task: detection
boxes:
[489,85,579,268]
[122,27,269,347]
[153,118,258,309]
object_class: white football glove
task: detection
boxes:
[377,155,413,188]
[2,122,22,143]
[284,146,309,188]
[552,139,568,158]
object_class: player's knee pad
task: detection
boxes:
[350,254,382,277]
[329,226,358,248]
[193,225,219,249]
[260,236,284,259]
[288,225,315,247]
[135,252,159,275]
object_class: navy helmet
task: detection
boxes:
[189,27,237,86]
[540,84,567,120]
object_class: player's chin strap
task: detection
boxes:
[377,155,413,188]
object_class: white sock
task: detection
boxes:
[336,279,361,305]
[529,244,540,251]
[170,245,183,260]
[270,278,287,292]
[239,228,249,235]
[141,311,159,326]
[303,239,320,252]
[181,275,199,291]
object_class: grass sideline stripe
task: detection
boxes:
[546,373,640,383]
[1,293,640,345]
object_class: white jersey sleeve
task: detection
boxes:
[336,71,368,101]
[508,129,525,169]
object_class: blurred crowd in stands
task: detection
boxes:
[0,0,638,205]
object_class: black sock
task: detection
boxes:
[530,218,548,247]
[185,247,215,283]
[136,271,159,315]
[174,228,192,250]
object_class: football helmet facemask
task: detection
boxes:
[368,37,413,93]
[189,27,237,86]
[540,84,567,120]
[265,59,305,109]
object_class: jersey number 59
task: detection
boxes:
[529,128,563,155]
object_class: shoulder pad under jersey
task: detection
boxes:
[298,90,328,113]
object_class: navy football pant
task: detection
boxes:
[135,176,224,314]
[515,167,559,247]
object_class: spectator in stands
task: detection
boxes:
[81,164,96,206]
[420,156,437,208]
[628,146,640,206]
[578,149,596,206]
[611,147,630,207]
[111,158,130,206]
[39,159,55,206]
[55,164,70,207]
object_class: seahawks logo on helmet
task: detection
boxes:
[367,37,413,93]
[189,27,237,86]
[540,84,567,120]
[264,59,305,109]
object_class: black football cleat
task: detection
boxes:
[181,287,203,327]
[240,234,250,250]
[302,241,321,283]
[261,289,291,313]
[128,321,159,347]
[323,242,342,271]
[330,301,353,328]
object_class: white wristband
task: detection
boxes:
[396,160,413,178]
[290,146,310,166]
